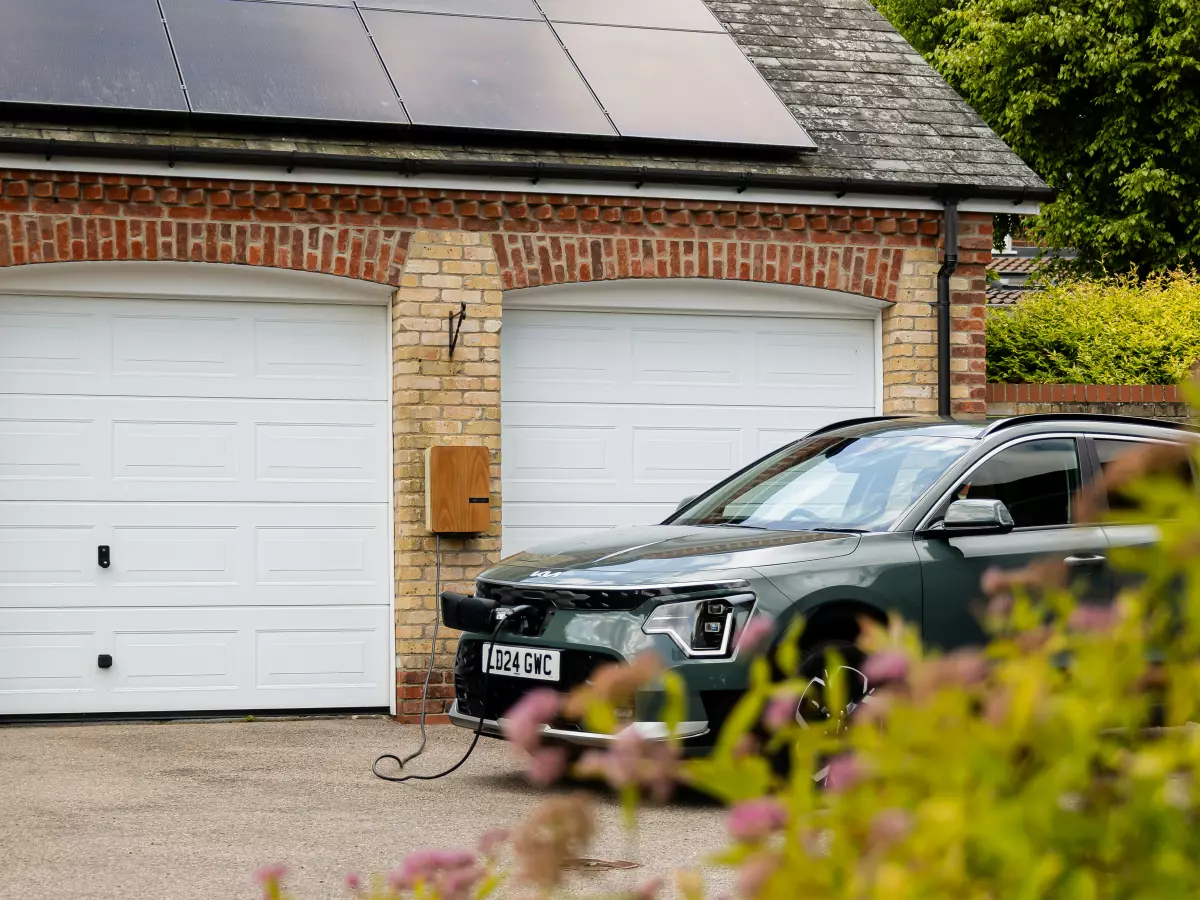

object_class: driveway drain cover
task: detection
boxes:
[564,858,641,872]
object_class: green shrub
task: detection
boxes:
[986,271,1200,384]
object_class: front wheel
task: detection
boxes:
[794,640,875,784]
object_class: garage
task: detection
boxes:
[500,281,883,554]
[0,264,393,716]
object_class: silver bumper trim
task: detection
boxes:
[447,701,708,747]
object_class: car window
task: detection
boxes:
[672,434,974,532]
[1094,438,1194,513]
[951,438,1081,528]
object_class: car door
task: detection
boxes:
[915,435,1112,651]
[1088,435,1193,595]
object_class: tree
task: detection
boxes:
[874,0,1200,275]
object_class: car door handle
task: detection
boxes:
[1064,553,1106,567]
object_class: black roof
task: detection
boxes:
[0,0,1047,200]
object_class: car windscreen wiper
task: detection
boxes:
[801,527,868,534]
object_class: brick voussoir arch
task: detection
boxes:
[492,232,911,299]
[0,213,412,285]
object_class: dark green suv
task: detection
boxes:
[449,414,1194,749]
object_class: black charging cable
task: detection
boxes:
[372,602,535,783]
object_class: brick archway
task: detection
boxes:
[492,222,923,301]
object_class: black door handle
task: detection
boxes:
[98,545,110,568]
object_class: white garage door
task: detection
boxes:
[502,305,878,555]
[0,293,392,715]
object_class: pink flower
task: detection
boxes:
[344,872,362,892]
[576,727,679,803]
[727,798,789,843]
[763,690,799,731]
[737,852,781,898]
[527,746,568,786]
[824,754,864,792]
[390,849,479,893]
[867,808,912,849]
[1068,603,1118,633]
[501,688,560,753]
[254,864,287,886]
[736,614,776,653]
[477,827,510,859]
[862,650,909,686]
[634,876,665,899]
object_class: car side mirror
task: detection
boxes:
[923,499,1015,537]
[675,495,697,513]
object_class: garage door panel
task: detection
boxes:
[0,297,387,400]
[0,415,100,482]
[504,424,618,485]
[0,606,390,714]
[631,326,745,387]
[0,524,97,586]
[501,305,878,554]
[0,503,388,608]
[0,307,100,377]
[0,396,389,502]
[0,628,100,697]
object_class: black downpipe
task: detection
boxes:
[937,198,959,418]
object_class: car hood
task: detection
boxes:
[481,525,859,586]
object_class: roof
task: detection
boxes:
[991,256,1042,274]
[987,286,1031,307]
[0,0,1048,200]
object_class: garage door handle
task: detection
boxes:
[1064,553,1105,567]
[98,545,110,569]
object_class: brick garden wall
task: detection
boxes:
[986,384,1192,423]
[0,167,992,718]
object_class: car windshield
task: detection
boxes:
[672,434,975,532]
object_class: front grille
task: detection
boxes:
[476,580,657,612]
[454,639,620,721]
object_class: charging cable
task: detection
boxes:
[371,529,531,783]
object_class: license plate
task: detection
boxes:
[482,644,560,682]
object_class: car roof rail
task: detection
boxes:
[980,412,1198,438]
[805,415,920,439]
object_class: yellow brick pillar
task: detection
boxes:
[391,229,503,721]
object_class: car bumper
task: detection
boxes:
[447,700,709,747]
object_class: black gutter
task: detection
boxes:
[937,198,959,418]
[0,136,1055,204]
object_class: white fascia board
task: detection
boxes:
[0,153,1044,217]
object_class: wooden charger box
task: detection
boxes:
[425,445,491,534]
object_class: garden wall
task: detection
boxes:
[985,384,1192,423]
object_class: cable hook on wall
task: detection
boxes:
[448,301,467,357]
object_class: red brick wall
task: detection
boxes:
[1,170,933,296]
[985,384,1191,423]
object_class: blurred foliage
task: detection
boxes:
[871,0,1200,276]
[986,270,1200,383]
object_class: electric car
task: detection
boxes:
[447,414,1194,749]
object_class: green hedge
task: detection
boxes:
[986,271,1200,384]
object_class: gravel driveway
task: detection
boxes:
[0,718,729,900]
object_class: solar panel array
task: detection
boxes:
[0,0,815,149]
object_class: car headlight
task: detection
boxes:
[642,593,756,658]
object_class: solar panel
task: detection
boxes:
[555,24,815,148]
[0,0,186,111]
[162,0,407,123]
[363,11,615,136]
[358,0,541,18]
[539,0,723,32]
